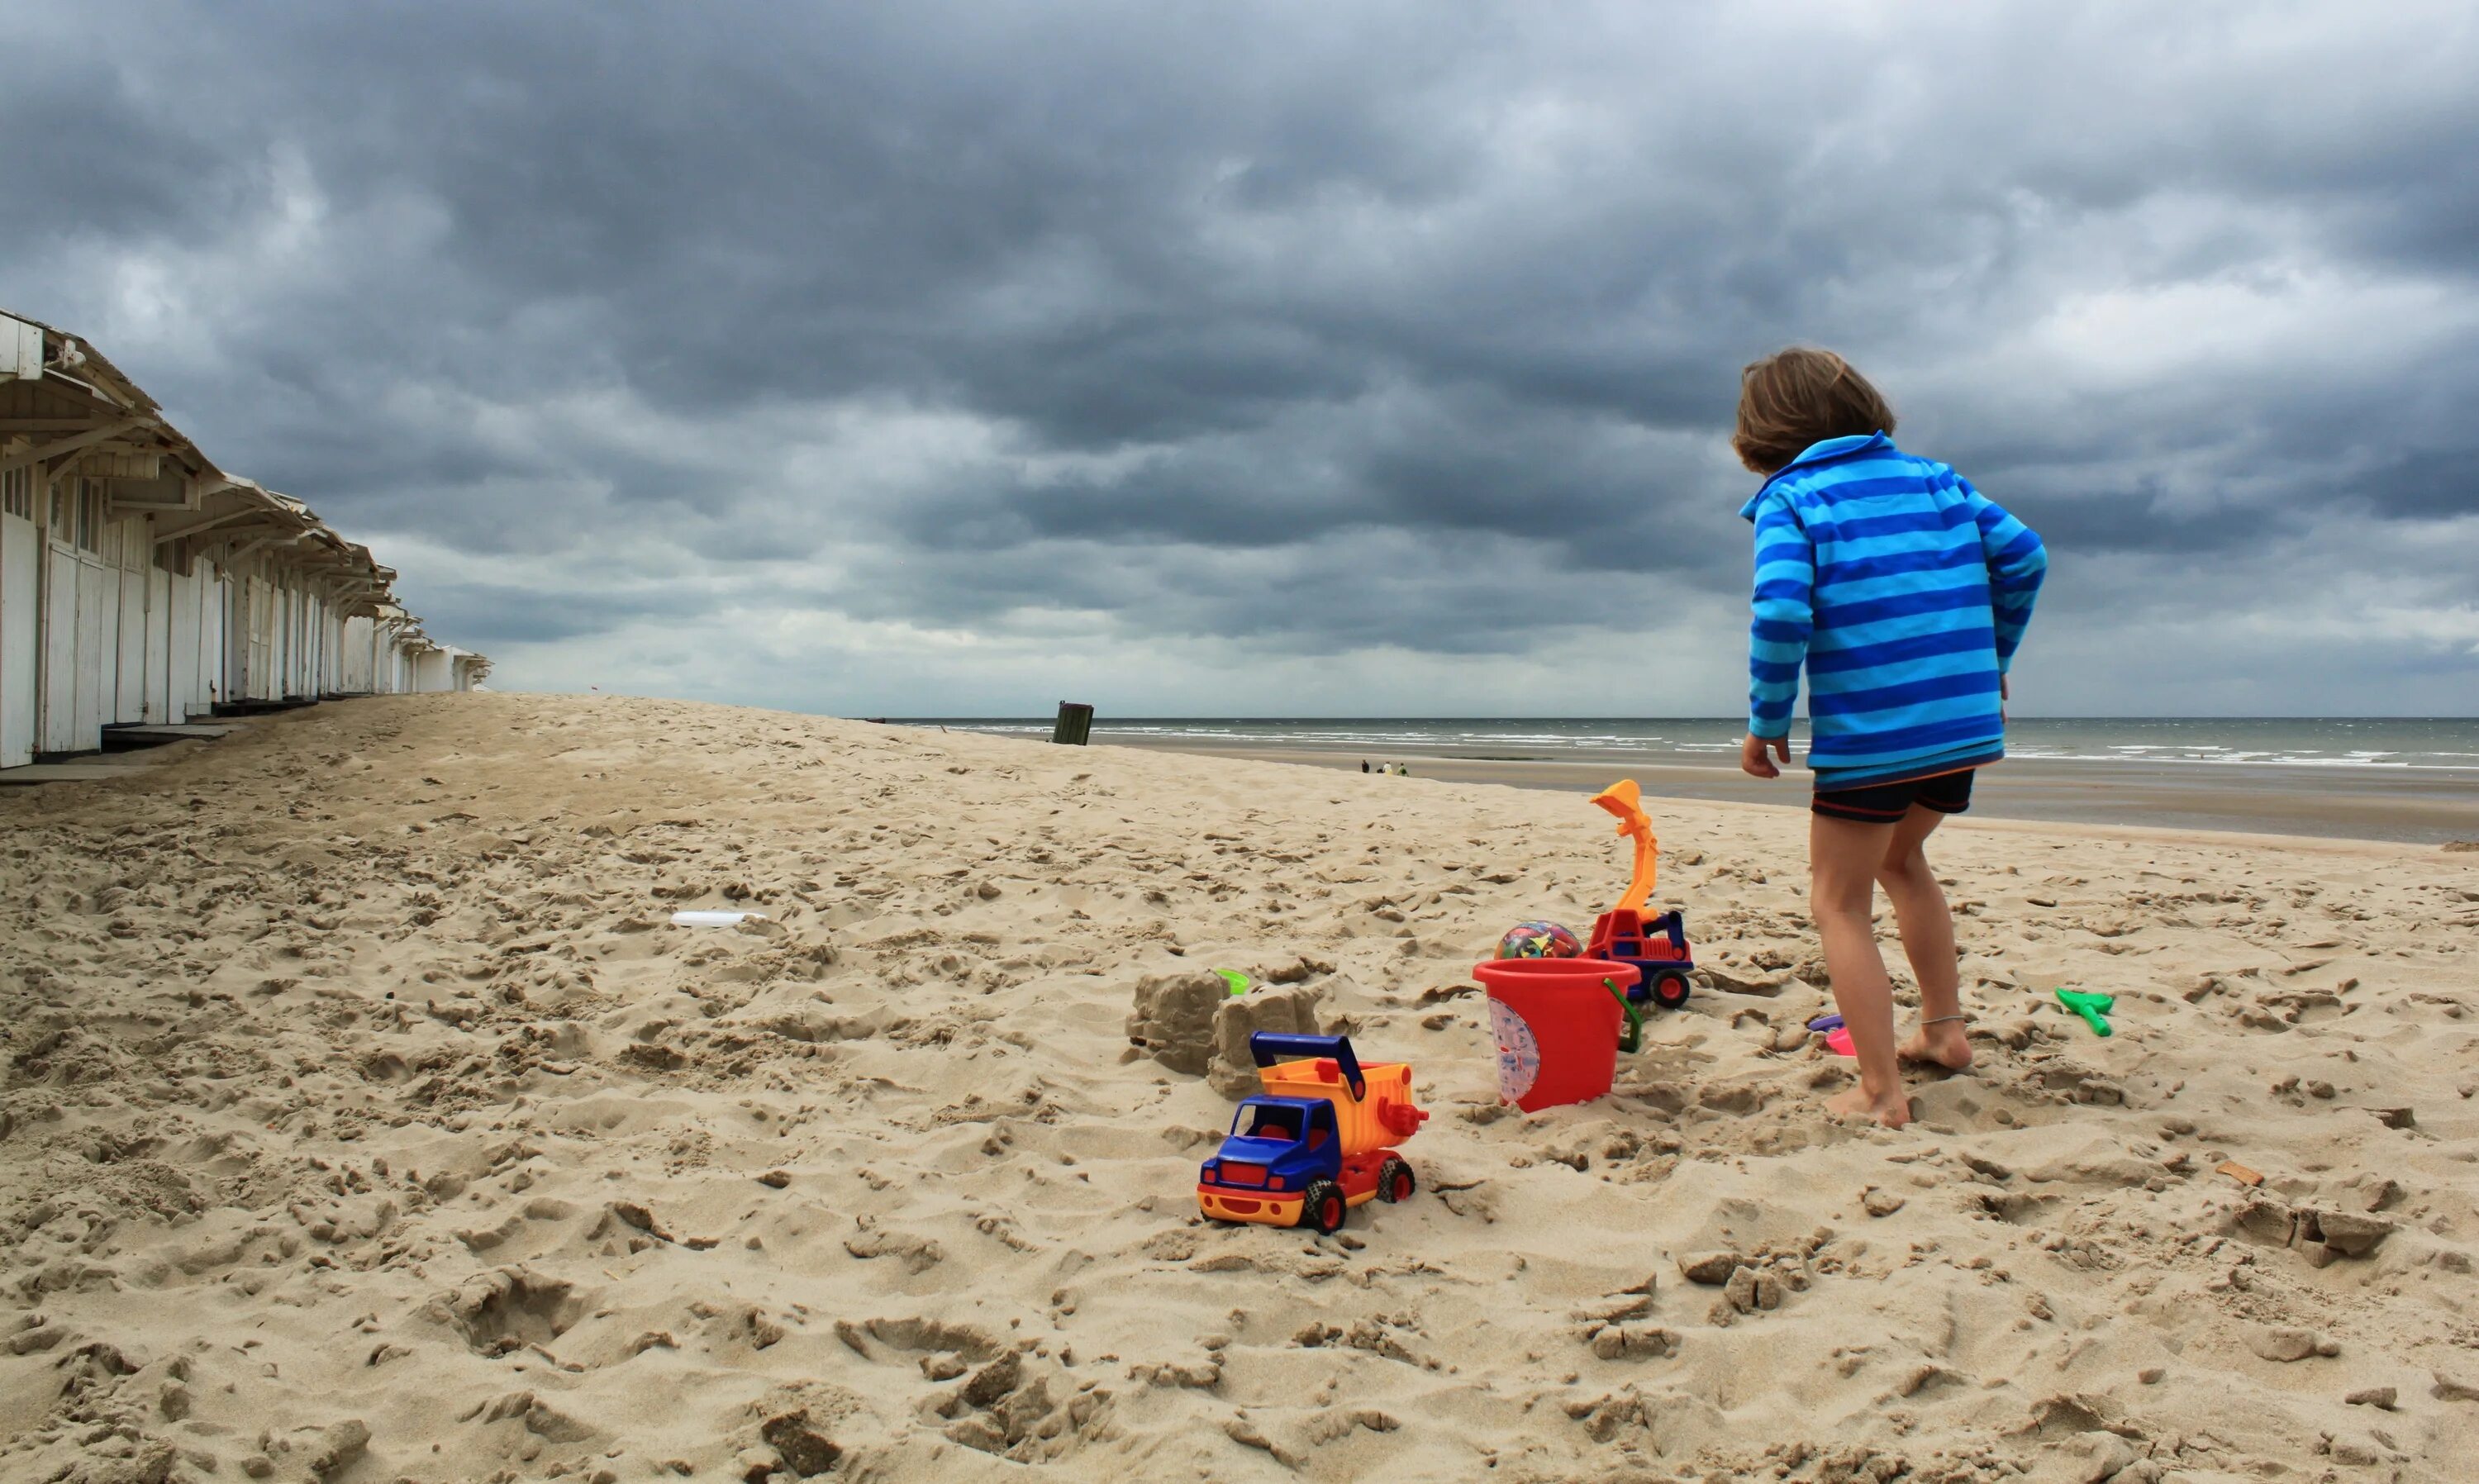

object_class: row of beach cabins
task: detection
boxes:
[0,307,485,770]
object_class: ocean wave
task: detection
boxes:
[921,719,2479,771]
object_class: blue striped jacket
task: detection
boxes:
[1742,433,2047,786]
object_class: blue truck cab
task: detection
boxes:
[1196,1097,1341,1225]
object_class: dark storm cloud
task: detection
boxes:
[0,60,230,240]
[879,389,1727,568]
[3,1,2476,708]
[2358,449,2479,521]
[2001,483,2268,557]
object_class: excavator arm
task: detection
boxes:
[1590,779,1658,916]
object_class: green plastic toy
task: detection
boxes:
[1215,968,1251,997]
[2054,988,2115,1037]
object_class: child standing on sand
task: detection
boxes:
[1732,348,2048,1129]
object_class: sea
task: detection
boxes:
[921,717,2479,773]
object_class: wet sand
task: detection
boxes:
[1097,736,2479,845]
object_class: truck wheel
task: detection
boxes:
[1649,971,1692,1011]
[1300,1179,1347,1234]
[1377,1158,1416,1204]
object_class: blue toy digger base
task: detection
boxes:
[1587,908,1695,1011]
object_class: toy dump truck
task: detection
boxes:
[1196,1033,1429,1234]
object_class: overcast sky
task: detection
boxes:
[7,2,2476,716]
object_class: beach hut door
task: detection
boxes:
[39,539,79,752]
[0,468,36,767]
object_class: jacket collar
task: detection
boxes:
[1739,432,1892,520]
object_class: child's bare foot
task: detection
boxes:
[1898,1020,1972,1071]
[1825,1083,1914,1129]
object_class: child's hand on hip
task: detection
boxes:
[1741,733,1789,779]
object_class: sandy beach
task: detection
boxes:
[3,692,2476,1483]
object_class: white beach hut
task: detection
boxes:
[410,640,456,693]
[1,308,488,769]
[2,311,231,763]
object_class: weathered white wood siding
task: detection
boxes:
[112,517,147,725]
[197,562,228,714]
[144,563,171,724]
[339,616,374,692]
[0,476,35,768]
[42,546,80,753]
[167,564,200,724]
[242,567,274,702]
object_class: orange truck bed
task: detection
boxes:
[1257,1054,1425,1155]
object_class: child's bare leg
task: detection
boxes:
[1809,813,1910,1128]
[1877,805,1971,1070]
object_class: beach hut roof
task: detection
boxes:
[1,307,228,507]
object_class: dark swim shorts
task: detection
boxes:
[1812,766,1977,823]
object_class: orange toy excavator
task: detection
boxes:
[1584,779,1697,1011]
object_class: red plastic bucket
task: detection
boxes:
[1471,958,1632,1111]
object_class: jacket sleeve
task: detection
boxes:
[1958,478,2046,671]
[1747,490,1814,739]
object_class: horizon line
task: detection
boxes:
[871,713,2479,723]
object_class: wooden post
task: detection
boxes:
[1052,701,1094,745]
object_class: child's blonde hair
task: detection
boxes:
[1734,347,1896,474]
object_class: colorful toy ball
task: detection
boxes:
[1495,920,1583,960]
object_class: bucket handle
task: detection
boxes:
[1602,977,1643,1054]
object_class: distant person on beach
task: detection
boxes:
[1733,348,2048,1128]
